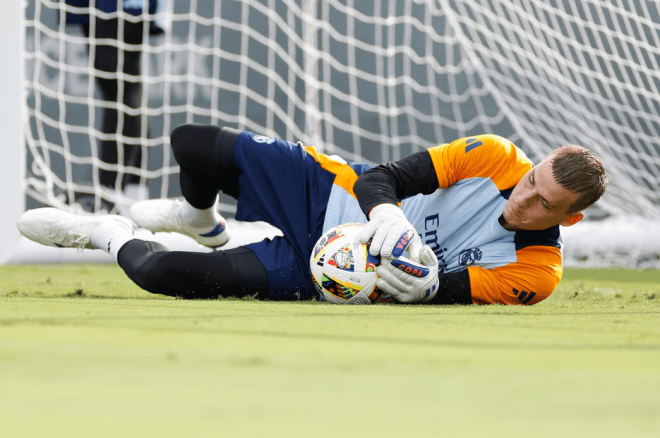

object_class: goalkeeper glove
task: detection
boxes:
[376,245,439,303]
[358,203,422,260]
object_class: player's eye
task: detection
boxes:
[542,199,550,209]
[529,172,535,186]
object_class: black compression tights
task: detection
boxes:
[117,241,269,299]
[170,124,241,208]
[116,124,270,299]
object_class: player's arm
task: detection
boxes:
[354,151,439,216]
[377,263,473,305]
[354,151,439,259]
[355,135,533,303]
[427,270,473,304]
[355,135,532,215]
[384,245,561,305]
[354,151,439,260]
[467,246,562,305]
[360,151,472,303]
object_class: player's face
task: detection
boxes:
[501,154,584,231]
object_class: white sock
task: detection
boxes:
[90,223,135,261]
[179,198,222,229]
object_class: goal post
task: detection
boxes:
[10,0,660,268]
[0,0,26,265]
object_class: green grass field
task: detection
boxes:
[1,265,659,438]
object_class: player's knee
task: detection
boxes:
[132,253,176,293]
[170,124,197,161]
[117,240,170,293]
[170,124,230,170]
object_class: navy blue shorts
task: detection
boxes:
[233,132,337,300]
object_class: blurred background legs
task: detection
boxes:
[82,15,147,214]
[83,17,148,213]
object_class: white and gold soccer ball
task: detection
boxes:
[310,223,384,304]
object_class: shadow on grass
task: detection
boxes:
[1,291,168,301]
[3,289,660,316]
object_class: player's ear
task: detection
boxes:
[560,212,583,227]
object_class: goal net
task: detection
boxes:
[11,0,660,267]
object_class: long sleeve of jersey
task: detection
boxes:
[354,151,439,218]
[354,134,563,306]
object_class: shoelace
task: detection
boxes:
[71,232,90,253]
[49,221,93,253]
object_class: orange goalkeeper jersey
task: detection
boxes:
[425,135,562,305]
[322,134,562,305]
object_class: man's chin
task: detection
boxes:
[506,219,556,231]
[499,213,522,231]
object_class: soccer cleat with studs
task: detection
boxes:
[129,199,230,248]
[17,208,133,252]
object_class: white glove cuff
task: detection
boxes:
[368,203,406,220]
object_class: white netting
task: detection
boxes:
[22,0,660,267]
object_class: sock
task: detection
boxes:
[179,198,223,229]
[90,222,135,261]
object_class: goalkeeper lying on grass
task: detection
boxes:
[17,125,607,305]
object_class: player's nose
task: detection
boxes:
[517,186,536,208]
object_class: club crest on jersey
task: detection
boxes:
[459,247,483,266]
[391,259,429,277]
[392,230,413,258]
[253,135,276,144]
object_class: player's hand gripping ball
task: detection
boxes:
[310,223,385,304]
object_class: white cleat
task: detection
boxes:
[129,199,230,248]
[17,208,133,251]
[114,183,150,218]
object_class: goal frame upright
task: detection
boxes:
[0,0,26,265]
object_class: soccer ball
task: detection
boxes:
[310,223,383,304]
